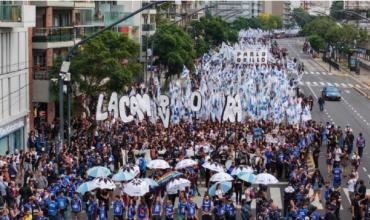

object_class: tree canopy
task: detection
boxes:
[256,13,283,30]
[152,22,195,77]
[52,31,141,105]
[330,1,345,20]
[292,7,313,28]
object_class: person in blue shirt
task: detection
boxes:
[186,197,198,220]
[178,197,187,220]
[98,201,107,220]
[56,191,68,220]
[151,197,162,220]
[225,199,236,220]
[310,206,321,220]
[264,147,273,172]
[70,192,82,220]
[297,203,309,220]
[201,195,213,220]
[137,199,148,220]
[241,199,251,220]
[214,199,226,220]
[126,199,136,220]
[332,166,342,188]
[86,195,97,220]
[46,195,58,220]
[113,195,125,220]
[164,199,174,220]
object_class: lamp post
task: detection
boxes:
[58,1,166,151]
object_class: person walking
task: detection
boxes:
[318,97,325,112]
[356,133,366,158]
[70,192,82,220]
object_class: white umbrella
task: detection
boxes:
[255,173,279,185]
[210,172,234,182]
[90,178,116,190]
[175,159,198,170]
[123,178,150,197]
[231,166,254,176]
[87,166,111,178]
[202,162,225,173]
[166,178,191,192]
[147,159,171,169]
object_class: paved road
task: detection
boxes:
[278,37,370,220]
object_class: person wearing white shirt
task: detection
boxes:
[348,174,357,201]
[334,146,342,168]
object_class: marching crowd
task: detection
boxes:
[0,29,367,220]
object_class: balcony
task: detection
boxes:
[142,24,155,32]
[0,5,35,28]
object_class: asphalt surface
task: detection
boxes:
[277,37,370,220]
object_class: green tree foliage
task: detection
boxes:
[307,34,325,51]
[301,17,336,39]
[51,31,141,105]
[292,7,314,27]
[257,13,283,30]
[152,22,195,77]
[330,1,345,20]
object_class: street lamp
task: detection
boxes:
[58,1,166,151]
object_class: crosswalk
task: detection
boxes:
[302,71,334,76]
[299,81,363,89]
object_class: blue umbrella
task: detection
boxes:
[76,182,96,195]
[87,166,111,178]
[209,182,232,196]
[142,178,159,188]
[237,172,256,183]
[112,171,135,182]
[157,171,183,185]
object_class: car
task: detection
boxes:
[322,86,341,101]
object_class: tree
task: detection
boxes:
[292,7,313,28]
[51,31,141,107]
[307,34,325,51]
[152,22,195,77]
[301,17,336,39]
[330,1,345,20]
[257,13,283,30]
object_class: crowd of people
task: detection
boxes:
[0,29,367,220]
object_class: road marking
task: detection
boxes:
[307,85,318,99]
[312,82,318,86]
[315,72,321,75]
[345,90,350,94]
[348,83,354,87]
[320,82,325,86]
[363,167,367,172]
[270,187,283,209]
[334,83,340,87]
[341,83,348,88]
[321,72,327,75]
[298,81,304,85]
[355,84,362,88]
[327,82,333,86]
[328,72,333,75]
[306,82,311,86]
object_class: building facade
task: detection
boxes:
[208,1,263,22]
[0,2,35,154]
[264,1,292,25]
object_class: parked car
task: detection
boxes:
[322,86,341,101]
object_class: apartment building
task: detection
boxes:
[264,1,292,25]
[0,2,35,153]
[207,1,263,22]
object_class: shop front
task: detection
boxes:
[0,118,26,155]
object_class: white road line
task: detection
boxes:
[307,85,318,99]
[306,82,311,86]
[319,82,325,86]
[316,72,321,75]
[327,82,333,86]
[355,84,362,88]
[312,82,318,86]
[363,167,367,172]
[321,72,327,75]
[345,90,350,94]
[334,83,340,87]
[270,187,283,209]
[368,174,370,180]
[348,83,354,87]
[327,72,333,75]
[298,81,304,85]
[341,83,348,88]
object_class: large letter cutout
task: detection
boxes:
[96,94,108,121]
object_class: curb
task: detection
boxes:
[353,87,370,100]
[312,58,345,77]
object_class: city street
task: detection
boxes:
[278,37,370,219]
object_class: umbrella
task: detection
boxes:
[112,170,135,182]
[142,178,159,188]
[175,159,198,170]
[157,171,183,185]
[202,162,225,173]
[91,177,116,190]
[76,182,96,195]
[208,182,232,196]
[210,172,233,182]
[237,172,256,183]
[166,178,191,192]
[123,178,149,197]
[87,166,111,178]
[120,164,140,177]
[254,173,279,185]
[231,166,254,176]
[147,159,171,169]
